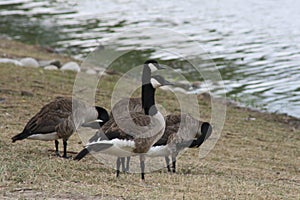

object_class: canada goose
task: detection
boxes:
[148,114,212,172]
[11,97,109,158]
[122,113,212,173]
[81,59,165,171]
[110,99,212,173]
[75,75,173,180]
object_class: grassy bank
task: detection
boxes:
[0,39,299,199]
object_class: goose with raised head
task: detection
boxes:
[74,75,173,181]
[83,59,165,171]
[11,96,109,158]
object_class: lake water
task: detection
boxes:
[1,0,300,118]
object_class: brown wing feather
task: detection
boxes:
[156,113,203,145]
[103,111,164,153]
[24,97,72,134]
[165,114,181,126]
[110,97,143,117]
[55,115,75,139]
[103,112,151,137]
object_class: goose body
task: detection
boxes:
[148,117,212,172]
[12,96,109,158]
[110,97,212,172]
[86,110,165,156]
[75,75,171,180]
[75,60,170,180]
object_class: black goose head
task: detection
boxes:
[82,107,109,129]
[194,122,212,147]
[176,122,212,149]
[95,106,110,126]
[142,60,165,84]
[144,60,165,72]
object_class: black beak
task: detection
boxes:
[156,63,166,70]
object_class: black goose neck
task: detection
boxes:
[141,65,157,116]
[142,83,157,116]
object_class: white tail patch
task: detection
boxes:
[27,132,59,141]
[87,138,136,157]
[146,145,171,157]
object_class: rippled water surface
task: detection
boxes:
[1,0,300,117]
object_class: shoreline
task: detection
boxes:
[0,38,299,199]
[1,37,300,125]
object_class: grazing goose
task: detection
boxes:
[74,75,173,181]
[106,98,212,172]
[118,113,212,173]
[148,114,212,172]
[11,97,109,158]
[110,98,212,173]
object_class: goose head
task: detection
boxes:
[144,60,165,73]
[82,107,109,129]
[194,122,212,147]
[95,106,110,126]
[175,122,212,149]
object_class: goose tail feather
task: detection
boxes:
[74,148,89,161]
[11,129,30,143]
[74,143,113,161]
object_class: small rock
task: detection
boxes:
[61,62,80,72]
[173,87,187,94]
[192,81,202,88]
[93,67,106,72]
[0,58,23,66]
[0,97,5,103]
[21,90,34,97]
[39,60,61,68]
[44,65,58,70]
[86,69,97,75]
[176,80,192,90]
[98,71,108,76]
[20,57,39,68]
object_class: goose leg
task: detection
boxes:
[120,157,126,172]
[165,156,171,172]
[55,140,60,157]
[126,156,131,172]
[140,155,145,181]
[171,155,176,173]
[62,140,71,159]
[116,157,121,177]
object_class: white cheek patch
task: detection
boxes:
[148,63,158,72]
[150,78,161,88]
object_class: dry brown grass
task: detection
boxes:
[0,40,299,199]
